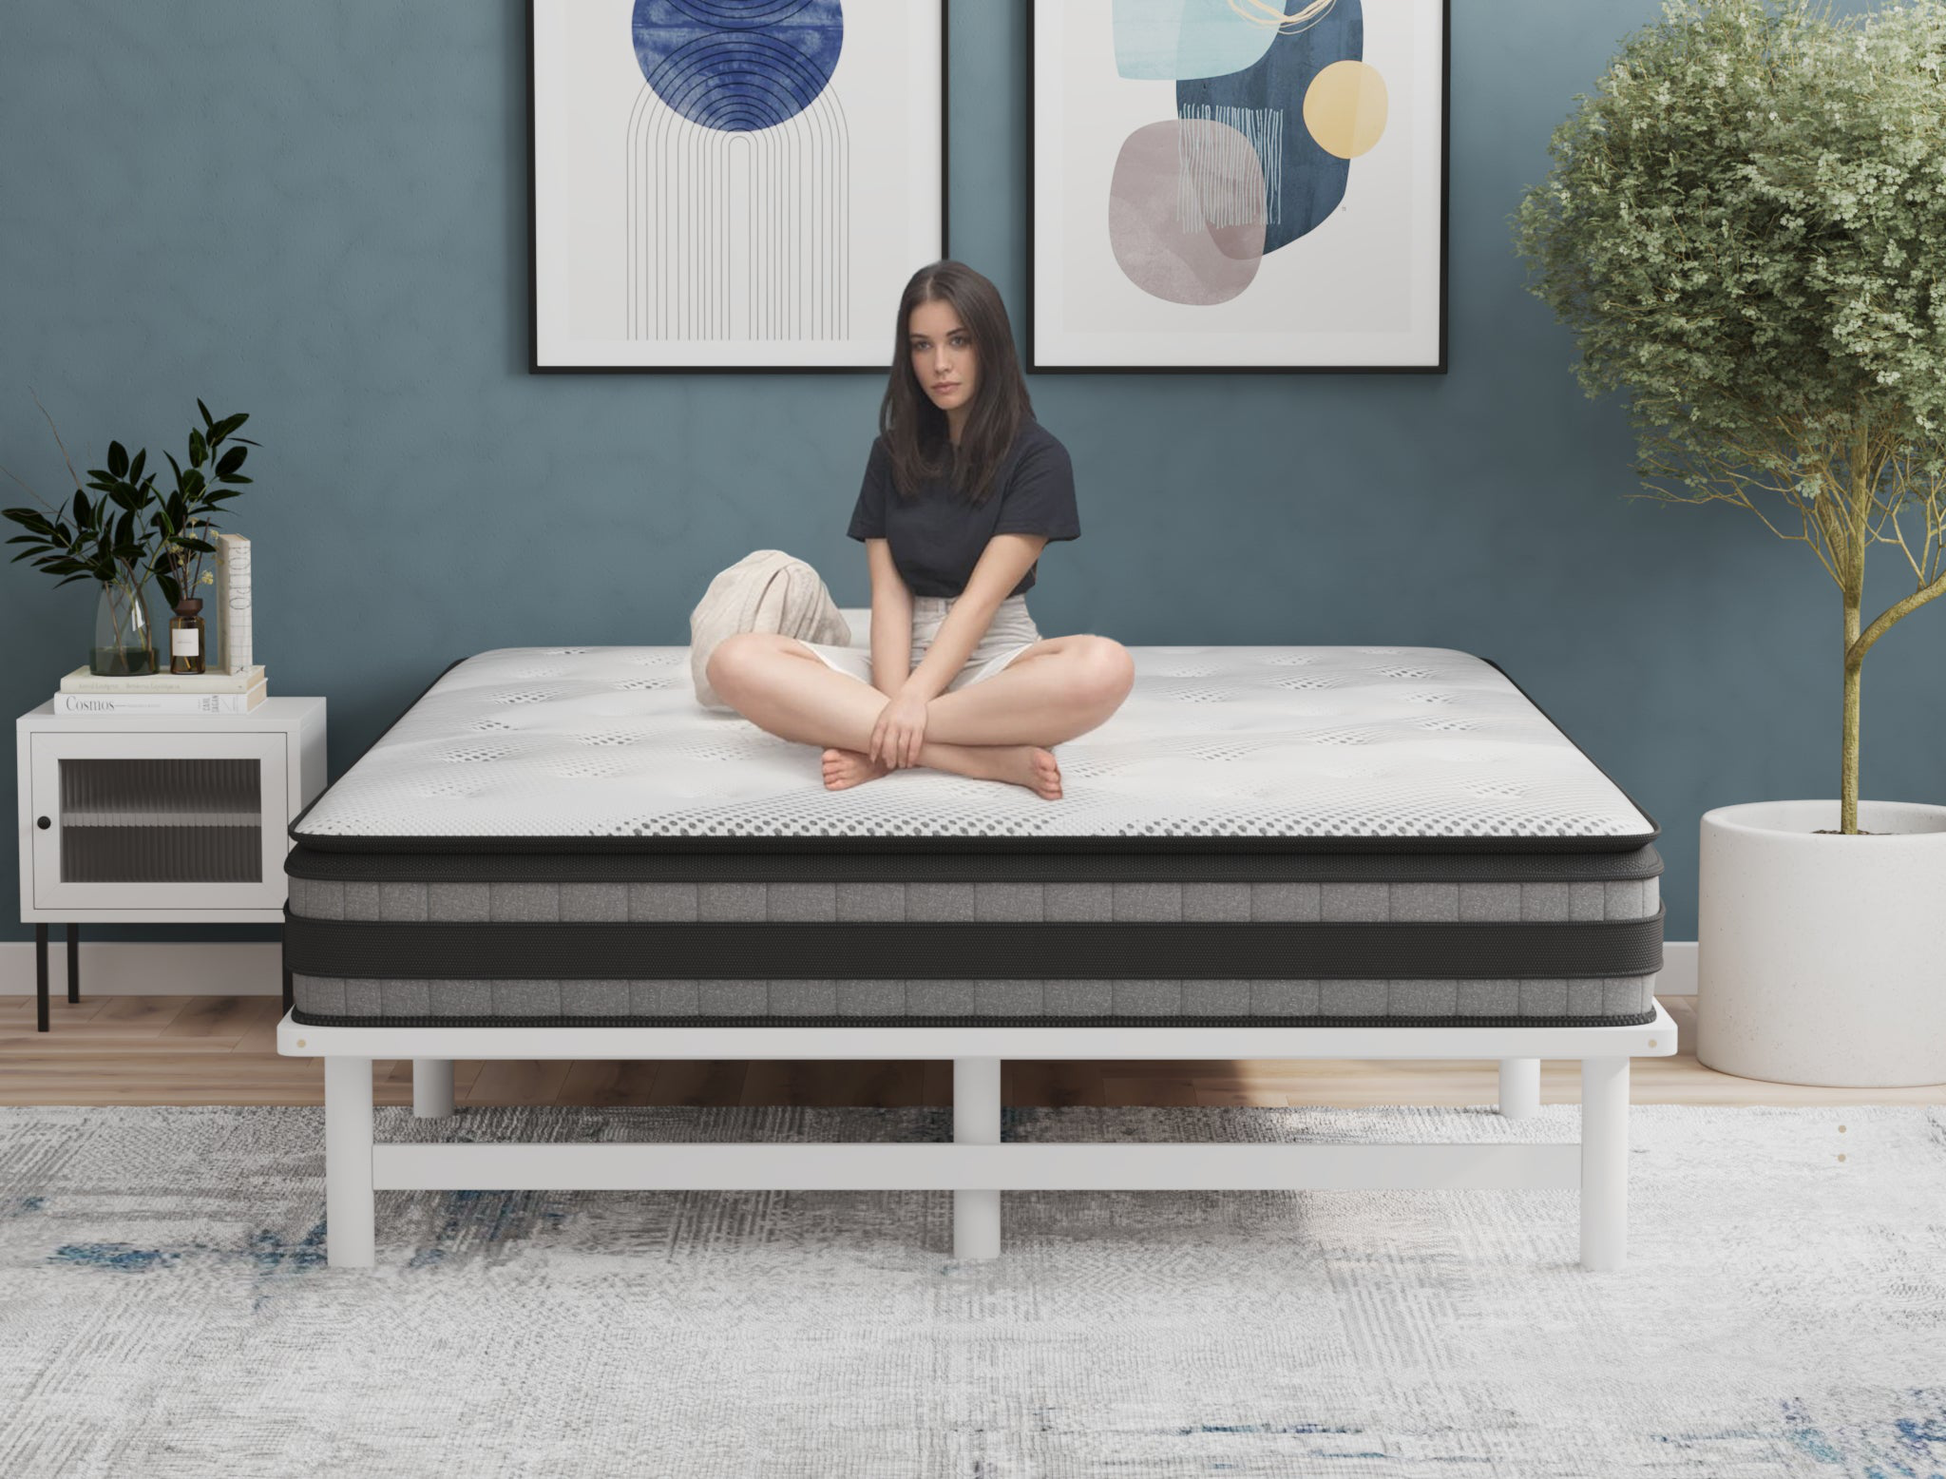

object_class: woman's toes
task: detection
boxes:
[1032,748,1063,800]
[822,747,888,792]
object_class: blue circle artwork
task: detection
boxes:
[631,0,845,133]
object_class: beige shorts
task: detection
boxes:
[795,593,1043,694]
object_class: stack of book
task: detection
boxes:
[54,664,268,715]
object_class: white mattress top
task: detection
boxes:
[293,646,1656,845]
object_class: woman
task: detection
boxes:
[707,260,1135,800]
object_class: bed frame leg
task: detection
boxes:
[1498,1057,1540,1119]
[325,1056,376,1269]
[412,1058,455,1119]
[952,1056,1001,1261]
[1579,1056,1629,1272]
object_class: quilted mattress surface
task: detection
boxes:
[291,646,1656,849]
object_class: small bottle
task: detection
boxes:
[170,598,207,675]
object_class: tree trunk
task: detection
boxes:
[1842,597,1862,835]
[1839,419,1873,836]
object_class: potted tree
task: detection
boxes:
[1514,0,1946,1086]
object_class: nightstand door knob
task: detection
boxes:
[36,816,50,830]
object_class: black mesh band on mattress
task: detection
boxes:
[290,831,1658,856]
[289,1008,1661,1030]
[282,908,1664,981]
[285,843,1665,885]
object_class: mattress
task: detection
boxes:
[285,645,1663,1028]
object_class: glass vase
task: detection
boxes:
[91,578,157,676]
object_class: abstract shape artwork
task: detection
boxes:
[630,0,845,130]
[1303,59,1388,159]
[1032,0,1446,370]
[1175,0,1364,253]
[1111,0,1280,79]
[531,1,946,371]
[1109,120,1265,305]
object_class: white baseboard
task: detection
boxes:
[1657,940,1697,996]
[0,939,1704,1001]
[0,941,284,996]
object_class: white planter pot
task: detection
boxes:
[1697,800,1946,1088]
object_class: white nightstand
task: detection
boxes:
[15,696,327,1031]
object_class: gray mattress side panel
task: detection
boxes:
[292,972,1659,1022]
[289,875,1661,925]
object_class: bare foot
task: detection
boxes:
[822,743,1063,800]
[822,748,889,791]
[991,745,1063,801]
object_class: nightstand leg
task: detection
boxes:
[65,923,79,1004]
[35,925,48,1033]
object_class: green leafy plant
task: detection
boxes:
[2,399,258,665]
[1513,0,1946,833]
[151,400,257,611]
[2,400,164,668]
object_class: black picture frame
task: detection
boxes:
[528,0,951,375]
[1025,0,1449,375]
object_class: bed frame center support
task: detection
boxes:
[413,1059,455,1119]
[953,1056,1002,1261]
[1498,1057,1540,1119]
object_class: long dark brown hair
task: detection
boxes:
[878,260,1034,506]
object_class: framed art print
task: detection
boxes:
[530,0,947,372]
[1028,0,1448,372]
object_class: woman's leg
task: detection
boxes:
[706,633,885,752]
[707,634,1064,797]
[921,635,1136,748]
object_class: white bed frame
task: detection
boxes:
[278,1004,1675,1271]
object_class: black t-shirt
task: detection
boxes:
[846,418,1080,598]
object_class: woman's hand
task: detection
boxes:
[870,689,930,770]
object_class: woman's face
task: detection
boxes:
[908,299,977,423]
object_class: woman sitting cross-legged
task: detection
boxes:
[706,259,1135,800]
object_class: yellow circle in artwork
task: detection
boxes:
[1303,60,1388,159]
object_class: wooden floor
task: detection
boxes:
[2,994,1941,1107]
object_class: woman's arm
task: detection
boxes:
[864,538,914,700]
[900,534,1046,702]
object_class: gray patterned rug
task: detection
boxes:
[0,1102,1941,1478]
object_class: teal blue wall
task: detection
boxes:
[2,1,1938,947]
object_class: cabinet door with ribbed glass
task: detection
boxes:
[28,732,287,910]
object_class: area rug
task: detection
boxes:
[0,1101,1941,1478]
